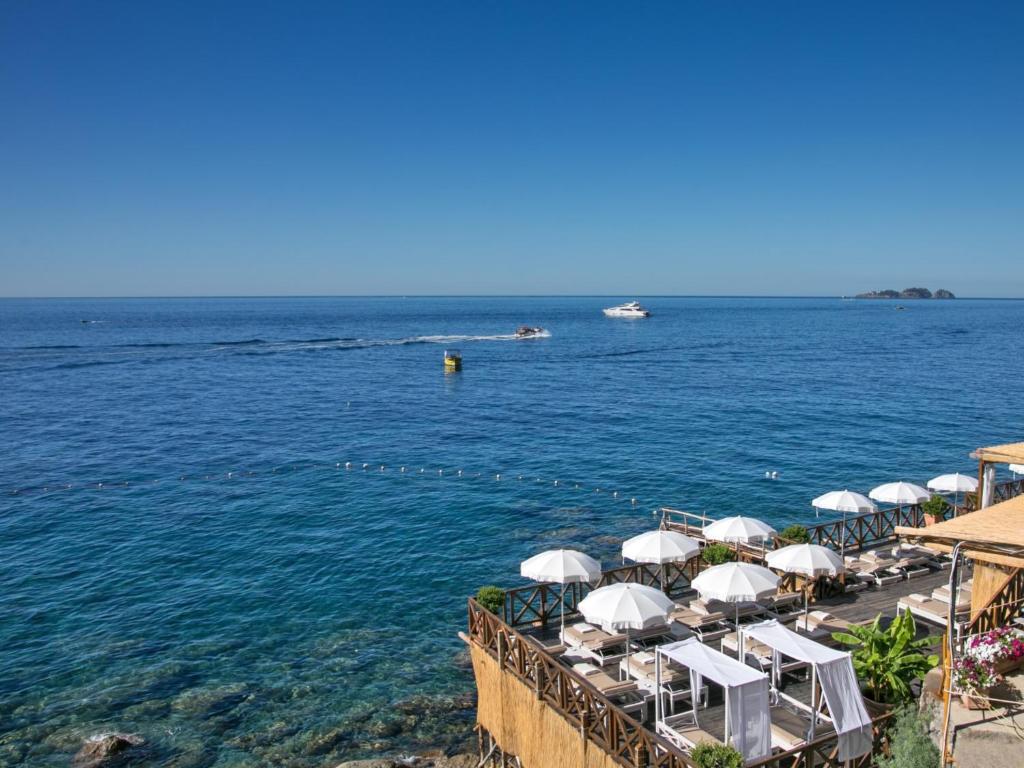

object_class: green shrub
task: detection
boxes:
[701,542,736,566]
[833,612,939,703]
[921,494,950,519]
[876,706,940,768]
[691,741,743,768]
[779,524,810,543]
[476,585,505,615]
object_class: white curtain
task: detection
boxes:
[745,620,873,761]
[981,464,996,508]
[728,678,772,762]
[816,657,873,761]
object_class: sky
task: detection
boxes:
[1,1,1022,297]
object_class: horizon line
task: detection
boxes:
[1,293,1022,301]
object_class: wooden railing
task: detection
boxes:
[964,477,1024,513]
[469,598,696,768]
[503,560,703,629]
[470,598,896,768]
[965,567,1024,636]
[746,712,895,768]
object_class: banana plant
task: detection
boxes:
[833,611,940,703]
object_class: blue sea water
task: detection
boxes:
[1,296,1022,766]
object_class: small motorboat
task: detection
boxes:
[603,301,650,318]
[443,349,462,372]
[515,326,546,338]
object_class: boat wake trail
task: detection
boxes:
[7,331,550,371]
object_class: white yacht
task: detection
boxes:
[602,301,650,318]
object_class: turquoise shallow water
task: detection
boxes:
[2,296,1023,766]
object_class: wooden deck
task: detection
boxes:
[524,566,957,742]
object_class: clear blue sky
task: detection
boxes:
[1,1,1021,297]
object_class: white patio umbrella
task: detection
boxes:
[765,544,845,616]
[703,516,777,560]
[927,473,978,516]
[1010,464,1024,477]
[691,562,780,659]
[868,481,931,506]
[520,549,601,635]
[811,490,877,556]
[703,516,777,544]
[577,582,675,674]
[622,530,700,589]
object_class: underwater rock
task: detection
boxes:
[333,761,399,768]
[72,732,145,767]
[171,683,251,717]
[303,726,351,755]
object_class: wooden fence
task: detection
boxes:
[965,566,1024,636]
[470,597,695,768]
[470,598,895,768]
[963,477,1024,513]
[503,560,703,629]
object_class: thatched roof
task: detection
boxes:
[896,495,1024,568]
[972,441,1024,464]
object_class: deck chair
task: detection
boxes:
[770,704,834,751]
[671,607,730,643]
[561,622,628,664]
[897,594,967,628]
[656,709,723,753]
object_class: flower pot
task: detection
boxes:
[861,695,894,717]
[960,692,992,710]
[995,657,1023,676]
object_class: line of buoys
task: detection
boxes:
[6,456,648,508]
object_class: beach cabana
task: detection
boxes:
[654,638,771,763]
[743,619,872,760]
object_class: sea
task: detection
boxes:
[2,296,1022,767]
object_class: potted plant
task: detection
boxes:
[779,524,811,544]
[701,542,736,566]
[475,585,505,615]
[951,655,998,709]
[833,612,939,706]
[920,494,949,526]
[952,625,1024,707]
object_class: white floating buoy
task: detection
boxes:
[380,465,385,471]
[438,469,443,475]
[496,474,501,480]
[345,462,352,469]
[420,468,425,473]
[632,498,637,505]
[400,466,406,472]
[457,470,463,476]
[613,491,618,498]
[554,480,559,486]
[362,463,369,470]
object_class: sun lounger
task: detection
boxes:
[670,607,730,643]
[572,662,640,696]
[897,594,967,628]
[770,705,834,751]
[794,611,855,645]
[561,622,628,664]
[767,591,804,621]
[931,585,971,612]
[656,711,723,752]
[846,554,902,586]
[722,632,809,679]
[689,598,767,621]
[894,543,951,569]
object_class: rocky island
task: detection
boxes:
[854,287,955,299]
